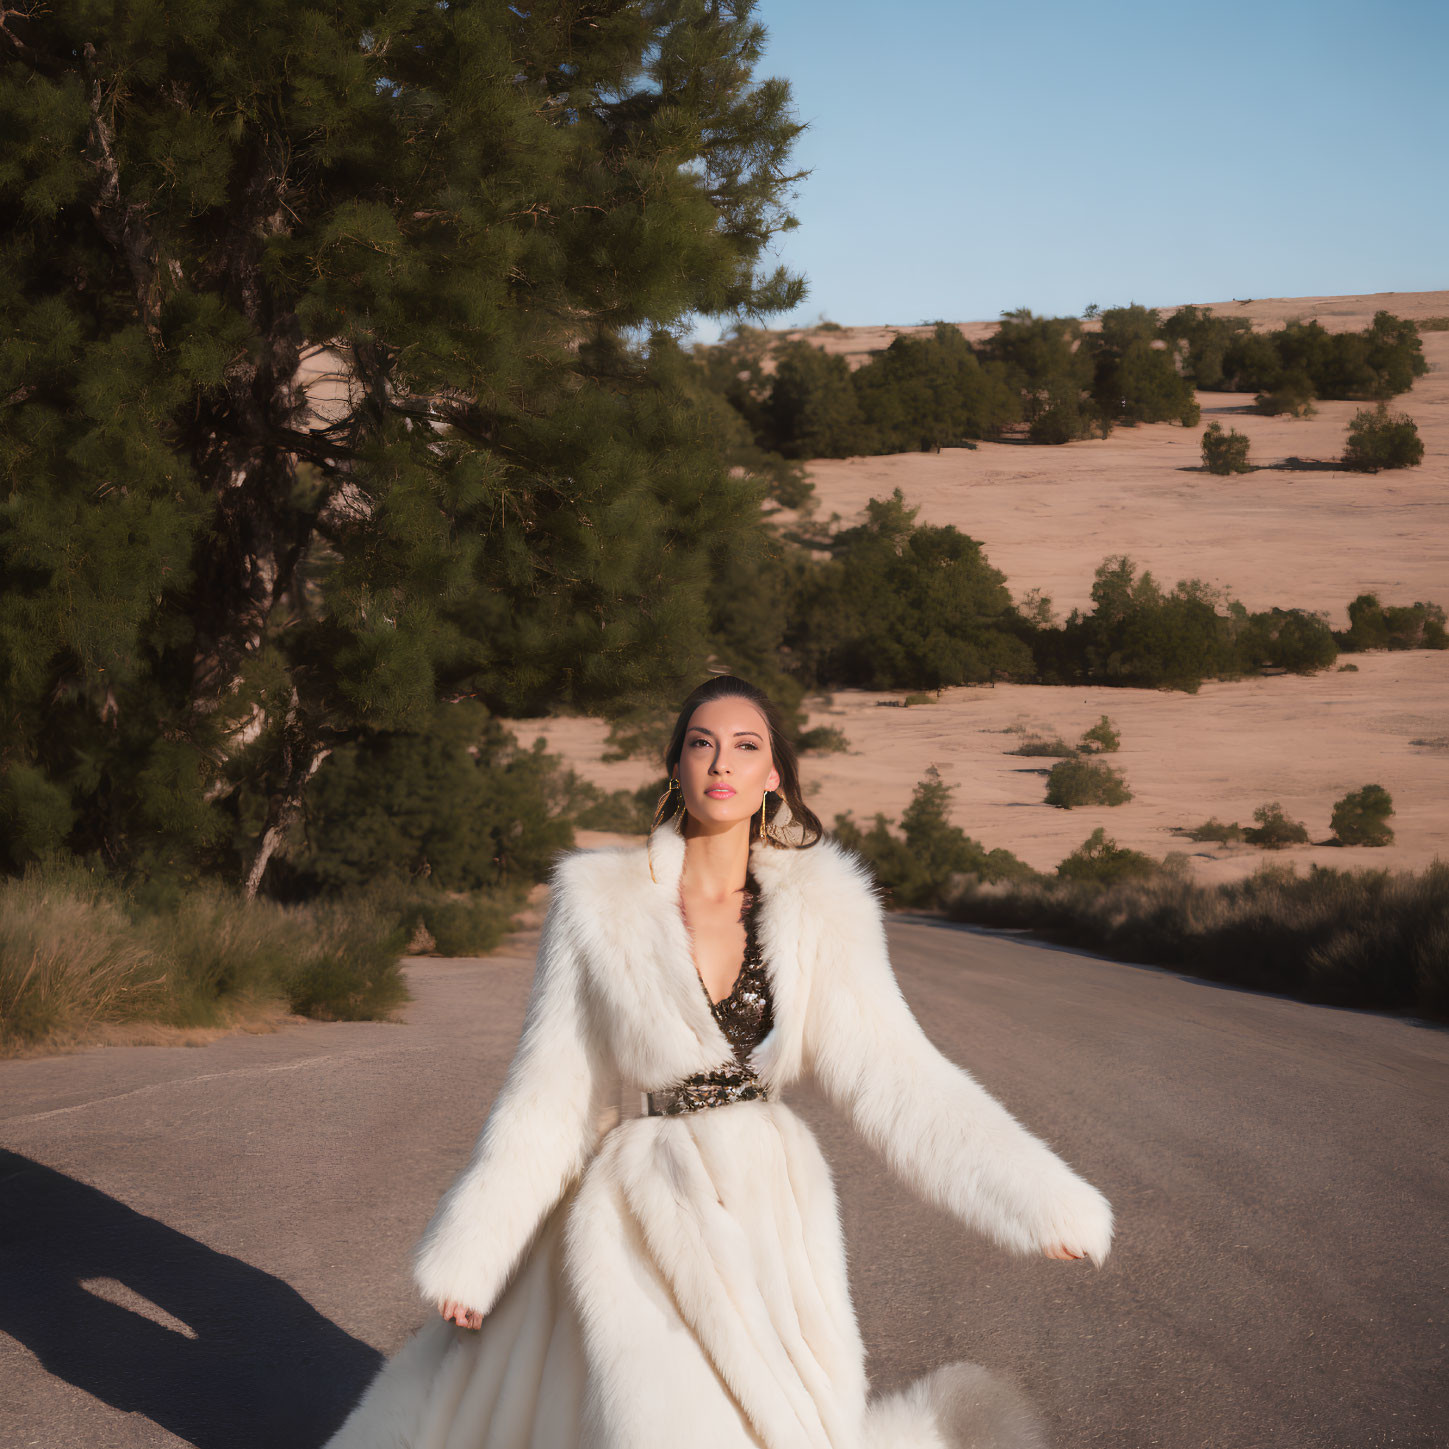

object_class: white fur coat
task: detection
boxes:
[330,820,1113,1449]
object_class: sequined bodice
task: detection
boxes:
[698,873,773,1065]
[646,872,775,1117]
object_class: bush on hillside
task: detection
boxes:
[1088,305,1200,430]
[1078,715,1122,753]
[1024,557,1340,690]
[1035,557,1239,692]
[1056,828,1160,884]
[1184,819,1245,844]
[1330,785,1395,847]
[1237,607,1339,674]
[832,767,1033,908]
[1243,802,1309,849]
[981,310,1098,443]
[1045,758,1132,808]
[851,325,1020,453]
[1254,374,1317,417]
[1336,594,1449,652]
[1201,422,1252,474]
[766,340,866,459]
[1224,313,1427,399]
[785,490,1035,691]
[1013,735,1077,757]
[1163,306,1254,390]
[798,725,851,753]
[1343,405,1425,471]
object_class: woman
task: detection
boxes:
[326,675,1113,1449]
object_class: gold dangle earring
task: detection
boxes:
[758,789,769,841]
[648,776,680,883]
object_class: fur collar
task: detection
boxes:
[551,812,873,1093]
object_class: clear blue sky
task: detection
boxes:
[693,0,1447,340]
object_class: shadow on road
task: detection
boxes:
[0,1150,381,1448]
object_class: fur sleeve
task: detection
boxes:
[801,845,1114,1264]
[412,857,609,1313]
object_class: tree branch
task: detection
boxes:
[81,42,166,340]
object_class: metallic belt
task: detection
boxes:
[645,1069,770,1117]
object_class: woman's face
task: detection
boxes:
[676,696,781,834]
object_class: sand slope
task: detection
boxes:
[787,291,1449,623]
[519,290,1449,882]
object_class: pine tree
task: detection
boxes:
[0,0,805,890]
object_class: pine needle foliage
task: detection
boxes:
[0,0,807,891]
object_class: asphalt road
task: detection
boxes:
[2,916,1446,1449]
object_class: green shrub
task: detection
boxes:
[850,324,1020,453]
[1239,607,1339,674]
[1056,828,1159,884]
[1088,305,1200,430]
[1418,317,1449,332]
[1243,802,1309,849]
[1336,593,1448,652]
[1254,375,1316,416]
[1045,759,1132,808]
[277,700,575,896]
[798,725,851,753]
[766,340,867,458]
[786,490,1035,691]
[1163,305,1254,389]
[567,778,658,834]
[1078,715,1121,753]
[833,767,1033,908]
[1343,405,1425,471]
[1013,735,1076,757]
[1330,785,1395,847]
[983,310,1097,444]
[1030,556,1243,692]
[1220,312,1427,399]
[1338,663,1358,672]
[1201,421,1252,474]
[1185,818,1245,844]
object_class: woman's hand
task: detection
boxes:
[439,1299,483,1330]
[1042,1242,1087,1261]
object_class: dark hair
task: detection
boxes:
[656,675,823,848]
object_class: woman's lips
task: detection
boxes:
[704,786,735,797]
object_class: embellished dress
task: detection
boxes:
[324,823,1110,1449]
[646,870,773,1118]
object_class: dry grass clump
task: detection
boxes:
[0,874,167,1045]
[0,866,410,1053]
[947,860,1449,1016]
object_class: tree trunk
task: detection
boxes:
[241,689,332,899]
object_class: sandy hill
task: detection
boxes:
[518,290,1449,884]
